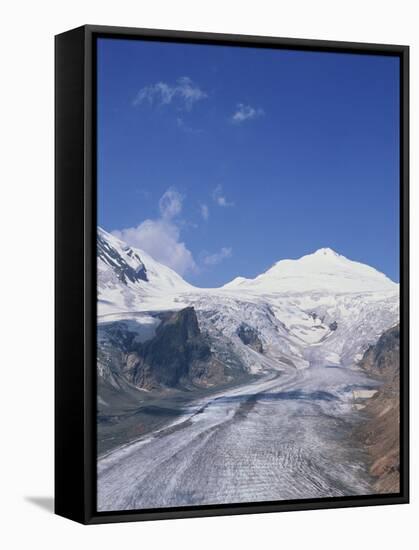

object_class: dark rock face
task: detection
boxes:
[237,323,263,353]
[99,307,231,391]
[98,232,148,284]
[359,324,399,377]
[329,321,338,331]
[357,324,400,493]
[131,307,218,389]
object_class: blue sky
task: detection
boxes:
[97,38,400,287]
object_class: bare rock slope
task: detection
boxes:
[357,324,400,493]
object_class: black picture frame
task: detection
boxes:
[55,24,409,525]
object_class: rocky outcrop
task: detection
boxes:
[329,321,338,331]
[98,230,148,284]
[237,323,263,353]
[359,324,399,378]
[131,307,229,390]
[357,324,400,493]
[99,307,235,392]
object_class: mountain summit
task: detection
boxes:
[312,247,340,257]
[223,248,397,294]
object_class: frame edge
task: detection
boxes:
[55,25,88,525]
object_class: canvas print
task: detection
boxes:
[96,38,400,512]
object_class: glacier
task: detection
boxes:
[96,227,399,511]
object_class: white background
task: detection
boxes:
[0,0,416,548]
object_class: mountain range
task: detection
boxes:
[98,227,397,317]
[98,226,398,397]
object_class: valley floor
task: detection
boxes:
[97,357,379,511]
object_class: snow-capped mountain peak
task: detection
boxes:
[223,248,397,294]
[98,227,193,317]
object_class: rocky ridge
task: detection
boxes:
[356,324,400,493]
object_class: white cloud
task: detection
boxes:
[133,77,207,111]
[203,247,232,266]
[231,103,264,124]
[200,203,209,221]
[212,184,234,207]
[159,188,183,219]
[113,219,196,276]
[112,187,196,276]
